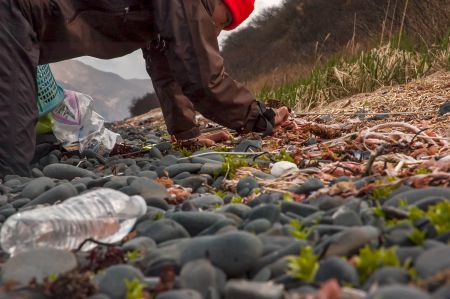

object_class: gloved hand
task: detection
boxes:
[252,102,290,137]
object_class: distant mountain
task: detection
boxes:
[50,60,155,121]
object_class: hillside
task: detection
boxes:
[50,60,156,121]
[221,0,450,90]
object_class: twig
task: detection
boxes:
[76,238,120,251]
[364,145,386,176]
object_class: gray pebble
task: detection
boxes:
[43,163,95,180]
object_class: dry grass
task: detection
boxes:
[258,36,450,111]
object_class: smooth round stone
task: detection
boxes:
[168,212,226,236]
[218,204,252,219]
[384,187,450,207]
[155,290,203,299]
[43,163,95,180]
[200,163,223,176]
[288,178,324,195]
[364,267,409,289]
[189,195,224,209]
[180,259,226,298]
[180,232,263,277]
[4,179,22,188]
[234,139,262,152]
[433,284,450,299]
[87,295,111,299]
[333,210,363,227]
[415,246,450,279]
[237,177,259,197]
[137,219,190,243]
[20,177,55,199]
[129,177,169,202]
[224,280,284,299]
[314,257,359,286]
[165,163,203,178]
[253,240,307,273]
[1,248,77,286]
[176,176,208,190]
[173,172,192,180]
[396,246,424,265]
[246,204,280,224]
[122,236,157,254]
[148,147,163,159]
[281,202,319,217]
[31,168,44,178]
[0,208,16,218]
[23,183,78,207]
[96,265,144,299]
[385,224,415,246]
[366,285,431,299]
[138,171,158,180]
[146,197,170,210]
[324,226,380,257]
[315,195,346,211]
[248,193,283,207]
[244,219,272,234]
[198,219,237,236]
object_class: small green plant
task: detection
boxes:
[415,167,432,175]
[408,228,426,245]
[289,219,311,240]
[126,250,142,262]
[370,176,399,201]
[47,272,59,283]
[355,246,400,283]
[213,190,227,199]
[427,201,450,235]
[274,149,295,163]
[220,155,249,179]
[125,278,145,299]
[153,212,164,221]
[288,246,319,282]
[231,196,244,204]
[283,193,294,202]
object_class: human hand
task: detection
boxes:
[274,106,290,127]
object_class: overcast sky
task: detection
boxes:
[77,0,283,79]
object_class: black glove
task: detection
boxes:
[252,102,276,137]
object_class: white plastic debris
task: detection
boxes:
[51,90,122,156]
[270,161,299,177]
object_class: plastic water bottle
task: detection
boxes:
[0,188,147,256]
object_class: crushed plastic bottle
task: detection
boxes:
[0,188,147,256]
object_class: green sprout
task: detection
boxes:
[370,177,399,201]
[273,149,295,163]
[283,193,294,202]
[125,278,145,299]
[47,272,59,283]
[126,250,142,262]
[220,155,249,179]
[415,167,432,175]
[288,246,319,282]
[408,228,426,245]
[289,219,311,240]
[426,201,450,235]
[355,246,400,283]
[231,196,244,204]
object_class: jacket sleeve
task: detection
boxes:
[150,0,261,132]
[143,47,200,140]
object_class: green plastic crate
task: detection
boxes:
[36,64,65,117]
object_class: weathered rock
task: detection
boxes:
[137,219,190,243]
[180,259,226,298]
[96,265,144,299]
[224,280,284,299]
[415,246,450,279]
[20,177,55,199]
[180,232,263,277]
[24,183,78,207]
[365,285,431,299]
[43,163,95,180]
[1,249,77,286]
[324,226,380,257]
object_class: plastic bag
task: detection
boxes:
[51,90,122,156]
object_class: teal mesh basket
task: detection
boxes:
[36,64,65,117]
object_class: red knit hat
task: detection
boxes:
[222,0,255,30]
